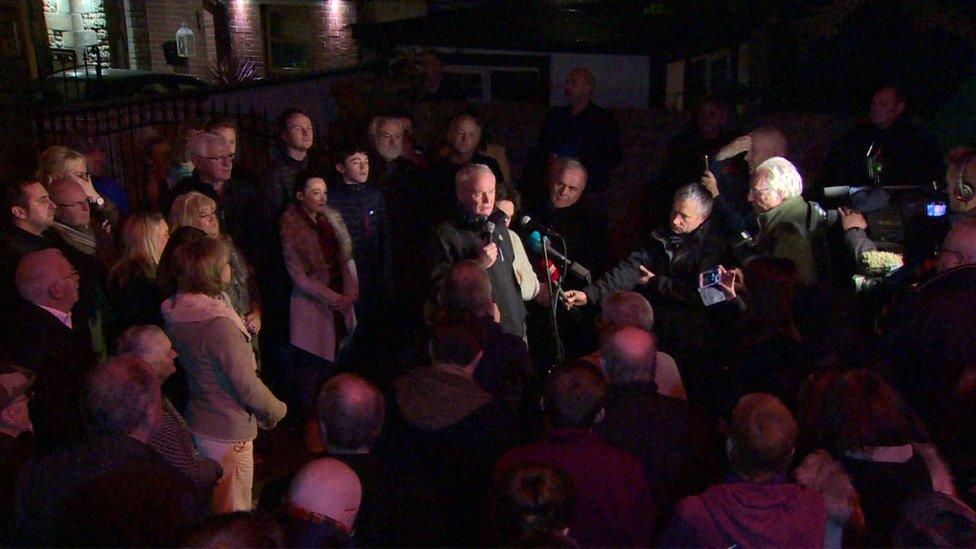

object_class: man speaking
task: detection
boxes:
[431,164,526,338]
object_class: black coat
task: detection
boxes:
[6,300,96,451]
[326,180,393,301]
[432,209,527,337]
[582,218,731,309]
[13,434,207,547]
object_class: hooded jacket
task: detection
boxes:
[162,292,286,440]
[659,475,827,548]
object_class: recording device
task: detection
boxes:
[703,154,710,172]
[526,231,592,283]
[926,201,947,217]
[520,215,561,238]
[698,267,731,306]
[699,268,721,287]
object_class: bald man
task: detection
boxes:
[596,326,719,510]
[7,249,95,449]
[49,176,104,257]
[284,457,362,546]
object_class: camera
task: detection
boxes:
[926,201,947,217]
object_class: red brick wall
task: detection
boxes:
[228,0,357,77]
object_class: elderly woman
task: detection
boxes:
[161,237,286,513]
[106,212,169,340]
[280,169,357,450]
[168,191,262,342]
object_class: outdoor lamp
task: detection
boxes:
[176,23,195,58]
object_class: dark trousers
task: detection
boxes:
[291,345,334,419]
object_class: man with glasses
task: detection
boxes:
[7,248,96,451]
[48,176,112,261]
[749,156,821,285]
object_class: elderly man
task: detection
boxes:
[660,393,827,547]
[117,325,222,490]
[13,355,207,546]
[595,326,721,512]
[532,158,609,276]
[824,85,942,190]
[749,156,823,285]
[48,176,115,266]
[7,249,95,450]
[433,164,526,337]
[702,126,788,236]
[368,116,430,324]
[539,67,621,196]
[283,457,362,546]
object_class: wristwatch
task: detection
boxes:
[88,195,105,207]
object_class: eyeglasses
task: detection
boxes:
[749,186,775,198]
[196,153,235,162]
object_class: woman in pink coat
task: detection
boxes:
[280,169,358,450]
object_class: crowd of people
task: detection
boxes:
[2,59,976,547]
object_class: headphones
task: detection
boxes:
[955,154,976,203]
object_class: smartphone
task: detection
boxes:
[699,268,721,288]
[926,201,947,217]
[703,154,710,172]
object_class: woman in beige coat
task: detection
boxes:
[280,169,358,449]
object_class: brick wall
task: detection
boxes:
[142,0,215,80]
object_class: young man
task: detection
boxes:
[326,143,393,378]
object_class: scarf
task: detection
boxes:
[160,292,251,342]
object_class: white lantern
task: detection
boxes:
[176,23,195,58]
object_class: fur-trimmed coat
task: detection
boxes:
[280,204,358,361]
[794,444,955,548]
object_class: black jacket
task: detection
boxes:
[326,180,393,299]
[582,218,731,309]
[432,208,527,337]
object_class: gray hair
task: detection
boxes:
[455,163,495,189]
[367,116,403,140]
[673,183,714,217]
[551,157,588,182]
[116,325,166,359]
[188,132,227,158]
[755,157,803,199]
[83,355,159,436]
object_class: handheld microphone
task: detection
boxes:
[520,215,562,238]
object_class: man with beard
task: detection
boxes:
[368,116,430,330]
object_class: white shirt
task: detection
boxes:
[38,304,73,329]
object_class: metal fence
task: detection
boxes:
[33,95,274,210]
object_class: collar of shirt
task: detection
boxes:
[37,304,73,329]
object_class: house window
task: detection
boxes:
[262,4,312,74]
[665,48,738,110]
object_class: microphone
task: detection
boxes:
[526,231,592,283]
[536,257,560,283]
[520,215,561,238]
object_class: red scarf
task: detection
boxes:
[304,210,348,339]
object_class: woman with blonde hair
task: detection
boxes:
[161,236,286,513]
[106,212,169,340]
[168,191,262,341]
[36,145,120,229]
